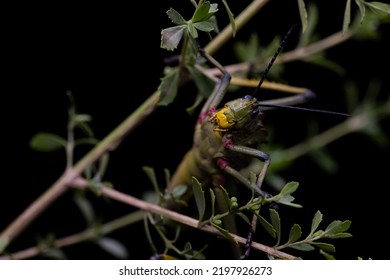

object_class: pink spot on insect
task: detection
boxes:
[198,112,208,124]
[217,158,230,170]
[223,136,234,149]
[209,107,217,116]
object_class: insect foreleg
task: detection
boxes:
[198,48,231,115]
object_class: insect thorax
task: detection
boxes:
[194,99,268,174]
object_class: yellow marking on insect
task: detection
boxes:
[231,76,308,95]
[212,107,236,130]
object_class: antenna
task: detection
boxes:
[253,24,297,97]
[258,103,351,117]
[252,24,351,118]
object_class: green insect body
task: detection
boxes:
[167,94,269,195]
[165,49,311,199]
[165,27,312,201]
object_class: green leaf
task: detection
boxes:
[96,237,128,259]
[75,121,94,137]
[30,132,67,152]
[42,248,66,259]
[329,232,353,239]
[278,194,302,208]
[183,35,200,66]
[288,224,302,244]
[187,22,198,38]
[324,220,352,237]
[207,15,219,33]
[192,2,218,23]
[212,221,237,245]
[193,21,215,33]
[222,0,236,36]
[307,54,345,75]
[209,188,216,218]
[170,184,188,200]
[279,181,299,196]
[309,148,338,174]
[353,10,382,39]
[74,137,99,146]
[343,0,352,34]
[289,243,315,251]
[184,241,193,252]
[270,181,302,207]
[362,121,389,147]
[270,209,281,244]
[97,153,110,179]
[234,33,260,62]
[161,25,186,51]
[216,185,230,208]
[365,2,390,19]
[320,249,336,260]
[298,2,319,46]
[73,193,95,225]
[258,214,276,238]
[186,93,204,115]
[183,242,208,260]
[312,242,336,253]
[142,166,160,195]
[73,114,92,124]
[158,68,180,106]
[73,114,94,137]
[355,0,366,22]
[192,177,205,222]
[297,0,308,33]
[236,212,251,225]
[166,8,186,25]
[310,210,323,235]
[0,237,10,254]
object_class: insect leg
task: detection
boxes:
[218,145,270,193]
[218,140,271,260]
[198,48,231,116]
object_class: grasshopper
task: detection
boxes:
[162,26,320,259]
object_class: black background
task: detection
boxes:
[2,1,390,260]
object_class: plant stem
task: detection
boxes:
[0,211,145,260]
[0,91,160,250]
[99,186,296,259]
[2,179,296,260]
[204,30,353,77]
[282,112,372,162]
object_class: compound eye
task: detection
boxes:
[251,109,260,118]
[242,95,253,100]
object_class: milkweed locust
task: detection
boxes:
[153,2,354,260]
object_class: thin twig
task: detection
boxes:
[204,30,353,77]
[0,211,144,260]
[98,186,296,259]
[2,178,296,260]
[0,92,160,248]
